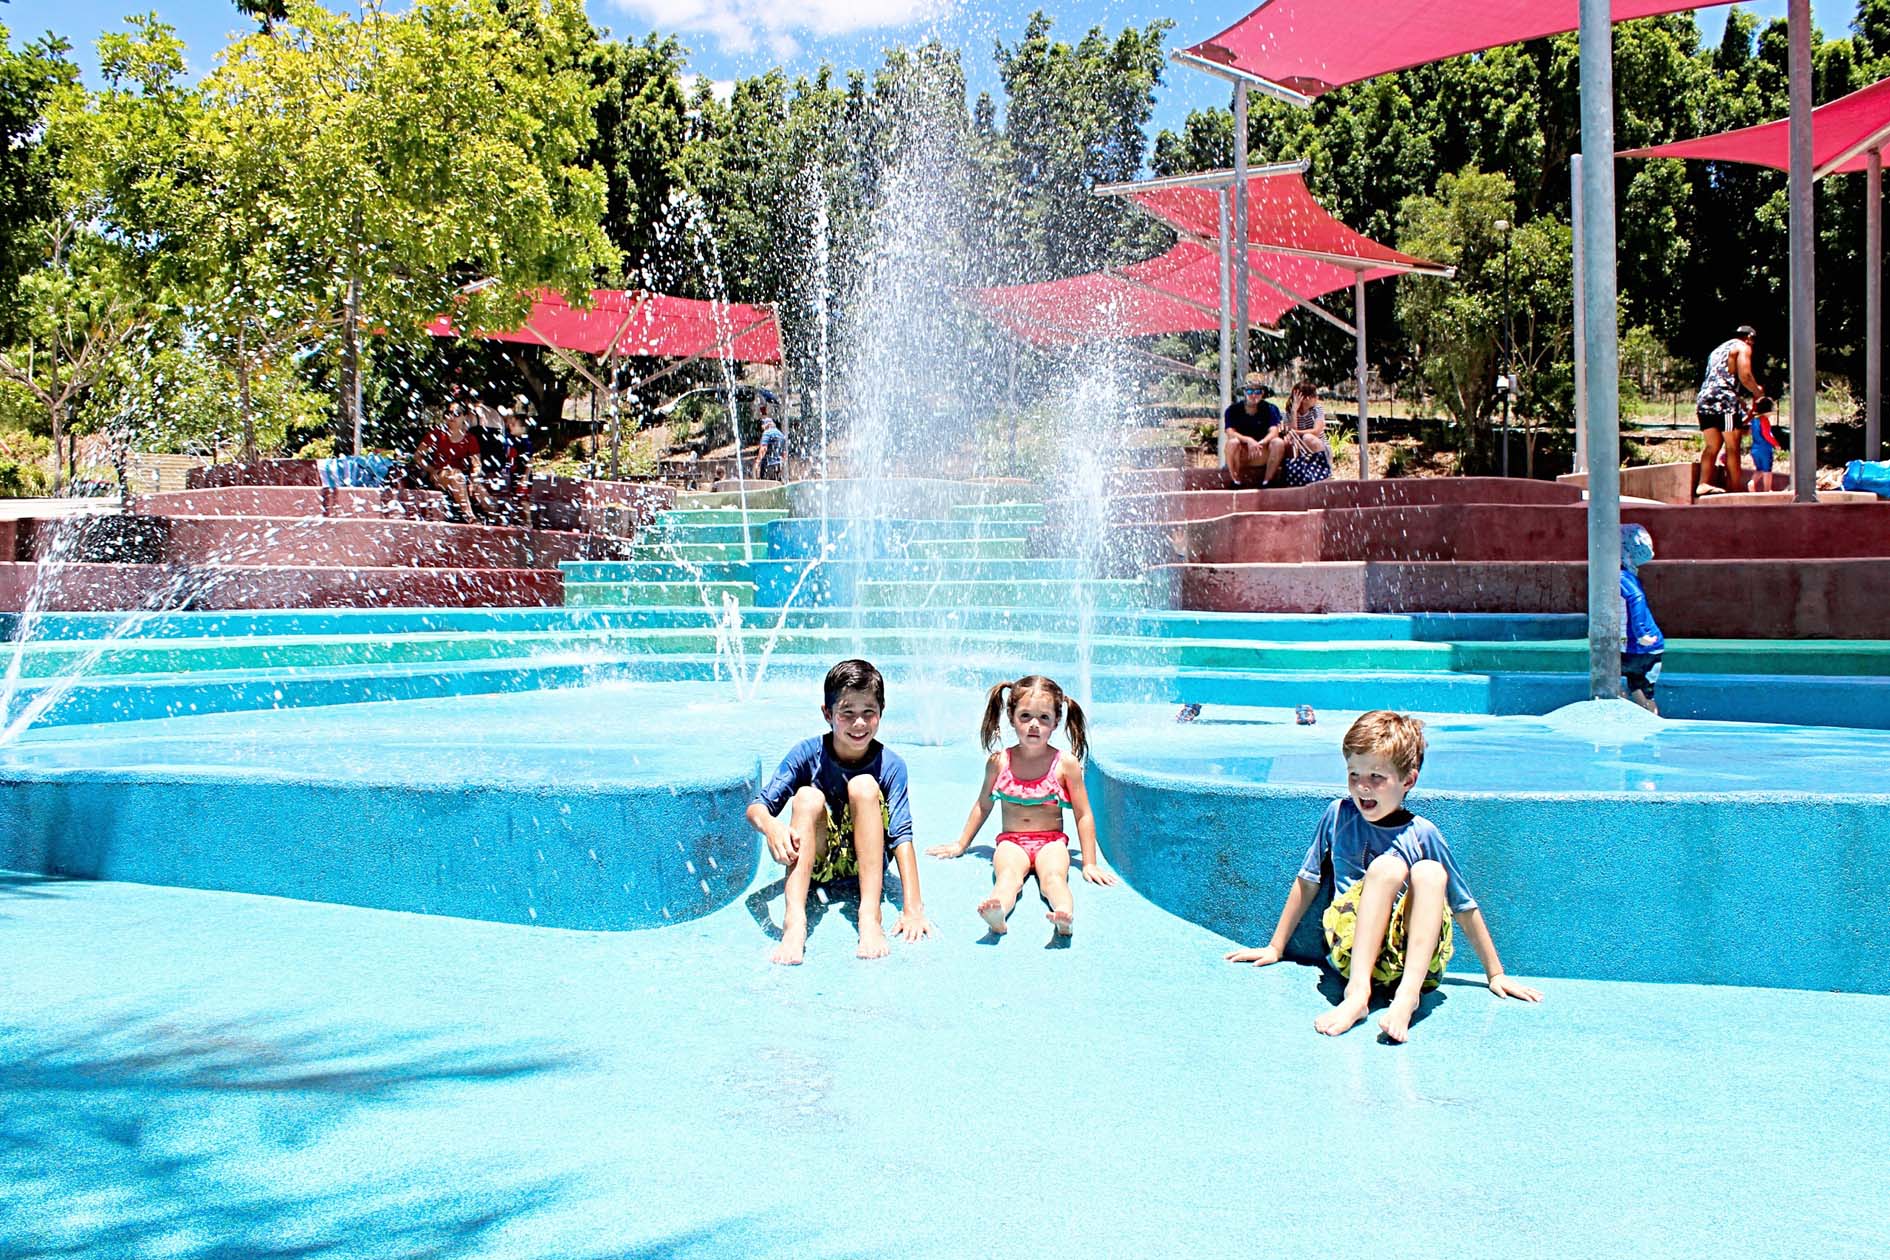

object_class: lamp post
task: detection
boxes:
[1495,217,1515,477]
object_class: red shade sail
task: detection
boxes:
[1619,74,1890,176]
[1114,168,1449,276]
[972,241,1296,349]
[1181,1,1733,102]
[428,288,782,364]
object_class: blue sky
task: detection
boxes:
[18,2,1862,138]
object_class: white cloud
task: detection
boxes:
[678,73,738,103]
[611,1,954,57]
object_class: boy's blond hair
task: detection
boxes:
[1341,710,1427,779]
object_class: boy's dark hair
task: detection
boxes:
[823,658,885,710]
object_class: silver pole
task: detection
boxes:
[1355,274,1370,479]
[1868,148,1883,463]
[1571,153,1588,474]
[1788,0,1818,503]
[1579,0,1622,700]
[1232,84,1252,380]
[1218,185,1233,469]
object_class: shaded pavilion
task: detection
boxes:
[428,288,782,479]
[1622,73,1890,462]
[973,163,1449,476]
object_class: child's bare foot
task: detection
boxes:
[1378,992,1420,1042]
[1046,909,1074,936]
[1315,990,1371,1036]
[978,896,1009,934]
[856,923,890,959]
[770,922,807,965]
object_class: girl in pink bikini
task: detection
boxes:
[927,675,1116,935]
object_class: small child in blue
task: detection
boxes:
[1620,523,1664,714]
[1225,711,1541,1042]
[747,659,933,964]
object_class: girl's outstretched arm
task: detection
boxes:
[927,752,1000,857]
[1453,908,1543,1001]
[1063,753,1116,885]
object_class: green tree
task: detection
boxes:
[205,0,617,450]
[0,25,78,339]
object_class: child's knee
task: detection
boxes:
[1408,859,1446,890]
[845,775,883,809]
[1364,852,1410,884]
[789,785,826,817]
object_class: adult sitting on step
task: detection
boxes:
[1222,373,1284,488]
[414,405,497,523]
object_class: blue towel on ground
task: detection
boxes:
[319,455,393,488]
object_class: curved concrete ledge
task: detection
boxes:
[1088,756,1890,994]
[0,765,760,930]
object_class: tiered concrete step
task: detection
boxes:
[906,537,1028,560]
[951,502,1048,526]
[564,579,756,608]
[675,487,789,511]
[855,577,1152,610]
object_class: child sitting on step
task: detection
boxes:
[1225,710,1541,1041]
[748,659,934,964]
[928,675,1115,936]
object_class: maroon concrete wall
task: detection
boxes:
[0,562,560,612]
[1107,476,1583,525]
[1166,558,1890,638]
[135,486,449,521]
[187,459,322,489]
[1174,502,1890,565]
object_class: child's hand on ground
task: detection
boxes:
[1224,945,1282,966]
[764,824,797,866]
[1488,974,1543,1002]
[1081,862,1118,886]
[925,841,967,859]
[892,908,935,942]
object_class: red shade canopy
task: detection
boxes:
[1114,168,1449,277]
[1182,1,1732,102]
[972,241,1297,349]
[429,288,782,364]
[1619,74,1890,177]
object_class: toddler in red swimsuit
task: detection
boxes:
[928,674,1116,936]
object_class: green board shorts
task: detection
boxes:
[1322,877,1454,991]
[810,799,894,884]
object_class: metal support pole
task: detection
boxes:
[1788,0,1818,503]
[1579,0,1622,700]
[1572,153,1588,474]
[1501,227,1514,477]
[1355,274,1370,479]
[1869,148,1883,463]
[1232,84,1252,380]
[1218,187,1234,419]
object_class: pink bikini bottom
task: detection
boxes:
[995,831,1068,861]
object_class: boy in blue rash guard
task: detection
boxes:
[1620,524,1665,714]
[1225,711,1541,1042]
[747,659,933,965]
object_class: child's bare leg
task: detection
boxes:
[1034,843,1075,935]
[980,843,1031,933]
[1380,860,1447,1043]
[772,786,828,965]
[845,776,890,958]
[1317,852,1407,1036]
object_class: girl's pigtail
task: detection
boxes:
[980,682,1010,751]
[1062,696,1090,762]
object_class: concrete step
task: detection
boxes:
[563,580,755,608]
[561,561,752,584]
[654,508,790,527]
[855,577,1153,611]
[625,542,753,563]
[906,537,1028,560]
[949,502,1047,524]
[647,523,770,546]
[676,487,788,512]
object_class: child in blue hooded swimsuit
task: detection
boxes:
[1620,524,1664,714]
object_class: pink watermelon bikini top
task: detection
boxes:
[991,748,1071,809]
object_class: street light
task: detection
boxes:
[1495,218,1516,477]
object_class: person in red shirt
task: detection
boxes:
[413,406,496,522]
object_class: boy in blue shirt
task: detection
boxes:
[1225,710,1541,1041]
[748,659,933,964]
[1620,524,1664,714]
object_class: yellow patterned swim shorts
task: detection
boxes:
[810,800,893,884]
[1322,877,1454,990]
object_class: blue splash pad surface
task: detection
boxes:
[3,737,1887,1258]
[1114,703,1890,796]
